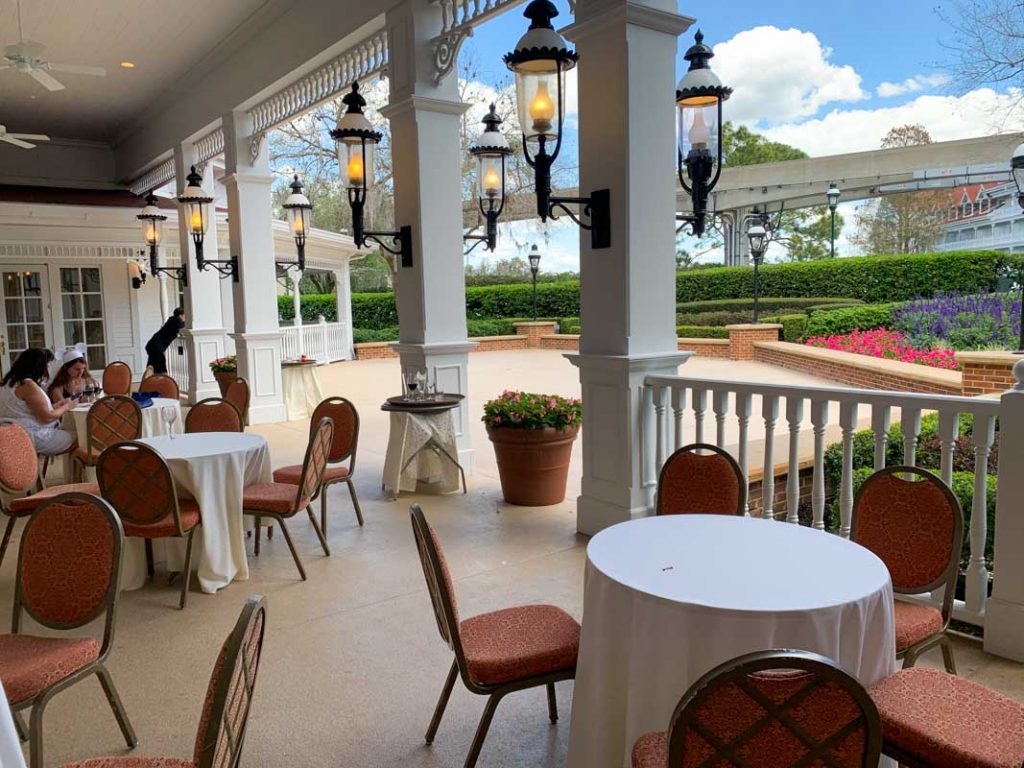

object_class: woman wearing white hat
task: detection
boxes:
[48,343,98,404]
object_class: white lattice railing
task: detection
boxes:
[281,317,350,362]
[166,339,190,394]
[642,374,1001,628]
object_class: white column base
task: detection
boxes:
[183,328,226,403]
[231,331,286,424]
[985,597,1024,661]
[567,351,692,536]
[392,341,479,474]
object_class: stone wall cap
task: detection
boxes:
[513,321,558,327]
[541,334,580,339]
[955,351,1024,365]
[677,337,729,345]
[725,323,783,330]
[755,341,962,386]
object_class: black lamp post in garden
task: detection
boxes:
[826,182,840,258]
[1009,143,1024,352]
[746,216,768,322]
[528,244,541,321]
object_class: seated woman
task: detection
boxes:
[48,343,98,403]
[0,347,77,455]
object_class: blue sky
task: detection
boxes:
[457,0,1024,271]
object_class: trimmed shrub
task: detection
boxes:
[804,304,900,338]
[675,251,1006,304]
[762,314,808,342]
[676,310,756,327]
[352,292,399,329]
[805,302,865,313]
[467,318,516,337]
[278,294,338,323]
[676,297,861,314]
[353,327,398,343]
[677,325,730,339]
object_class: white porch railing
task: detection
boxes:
[642,374,1001,628]
[166,339,190,393]
[281,317,350,362]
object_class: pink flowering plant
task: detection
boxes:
[482,390,582,430]
[804,328,959,370]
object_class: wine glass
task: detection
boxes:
[415,370,426,400]
[161,405,178,439]
[406,374,419,401]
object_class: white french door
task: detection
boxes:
[1,267,53,372]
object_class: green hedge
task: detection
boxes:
[278,294,338,323]
[675,250,1006,304]
[677,325,730,339]
[676,297,861,314]
[804,304,900,338]
[762,313,809,342]
[352,327,398,343]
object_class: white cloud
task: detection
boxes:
[876,73,950,98]
[762,87,1024,156]
[712,26,867,125]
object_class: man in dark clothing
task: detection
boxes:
[145,307,185,375]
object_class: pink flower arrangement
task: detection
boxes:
[804,328,959,370]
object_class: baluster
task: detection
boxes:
[713,390,730,448]
[871,405,891,470]
[839,401,859,538]
[735,392,752,515]
[902,408,922,467]
[966,414,996,615]
[640,384,656,491]
[671,388,686,451]
[786,398,804,524]
[762,395,779,520]
[810,399,829,530]
[937,410,959,488]
[692,389,707,445]
[654,386,668,474]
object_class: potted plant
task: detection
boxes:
[483,390,582,506]
[209,355,238,397]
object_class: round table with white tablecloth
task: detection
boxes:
[282,362,324,421]
[0,680,26,768]
[124,433,272,594]
[68,396,182,440]
[565,514,897,768]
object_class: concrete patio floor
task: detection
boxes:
[2,350,1022,767]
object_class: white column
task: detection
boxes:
[173,144,226,402]
[333,261,355,359]
[291,276,304,356]
[383,0,476,469]
[565,0,692,534]
[222,110,287,424]
[985,360,1024,660]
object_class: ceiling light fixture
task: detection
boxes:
[120,61,135,69]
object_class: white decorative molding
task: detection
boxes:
[128,160,176,196]
[195,129,225,165]
[0,243,143,261]
[432,0,528,83]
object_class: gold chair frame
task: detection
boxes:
[72,395,142,480]
[101,361,133,396]
[139,373,180,401]
[311,396,363,532]
[0,421,38,569]
[224,377,250,427]
[655,442,746,516]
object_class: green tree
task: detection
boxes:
[722,123,809,166]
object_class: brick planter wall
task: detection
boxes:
[678,338,730,358]
[747,464,814,519]
[727,324,782,360]
[353,342,398,360]
[514,321,558,348]
[957,352,1023,396]
[539,334,581,351]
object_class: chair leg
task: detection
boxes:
[425,660,458,744]
[13,710,27,742]
[940,634,958,675]
[321,489,328,536]
[306,506,331,557]
[347,479,364,526]
[29,697,48,768]
[547,682,558,723]
[465,693,503,768]
[145,540,155,579]
[39,455,50,490]
[179,529,196,610]
[277,518,307,580]
[95,665,138,748]
[253,515,261,556]
[0,515,16,571]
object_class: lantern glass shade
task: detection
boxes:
[477,154,505,203]
[677,100,719,158]
[336,138,375,191]
[141,217,162,246]
[514,66,565,144]
[528,248,541,272]
[287,205,310,241]
[747,223,767,256]
[185,200,209,237]
[1013,164,1024,197]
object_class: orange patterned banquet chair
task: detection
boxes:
[0,492,136,768]
[97,442,201,609]
[224,377,250,427]
[272,397,363,532]
[139,373,179,401]
[242,417,333,580]
[631,650,882,768]
[410,504,580,768]
[869,666,1024,768]
[656,443,745,516]
[852,466,963,673]
[184,398,243,434]
[101,362,133,396]
[0,422,98,569]
[71,395,142,481]
[60,595,268,768]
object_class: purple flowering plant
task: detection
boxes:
[482,390,582,430]
[892,291,1020,351]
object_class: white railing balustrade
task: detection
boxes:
[280,317,351,363]
[166,340,190,394]
[642,374,1001,628]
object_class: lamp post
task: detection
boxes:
[331,82,412,266]
[676,31,732,237]
[504,0,610,249]
[277,174,313,274]
[137,192,186,286]
[465,104,511,253]
[176,165,237,280]
[746,217,768,322]
[528,244,541,321]
[1009,143,1024,352]
[826,182,840,258]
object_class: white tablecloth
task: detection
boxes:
[69,397,182,439]
[126,433,272,594]
[381,410,461,496]
[0,680,26,768]
[566,515,897,768]
[282,364,323,421]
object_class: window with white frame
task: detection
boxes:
[59,267,106,369]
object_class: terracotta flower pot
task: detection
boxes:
[213,370,237,398]
[487,424,580,506]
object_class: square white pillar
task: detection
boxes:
[332,262,355,359]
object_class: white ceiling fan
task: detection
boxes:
[1,0,106,92]
[0,124,49,149]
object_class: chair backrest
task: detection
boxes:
[14,493,123,654]
[852,466,963,607]
[193,595,267,768]
[293,417,334,509]
[409,505,463,658]
[224,377,250,425]
[310,397,359,466]
[0,421,39,495]
[186,398,243,434]
[86,395,143,453]
[101,361,133,396]
[666,650,882,768]
[141,373,180,400]
[656,443,745,516]
[97,442,187,534]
